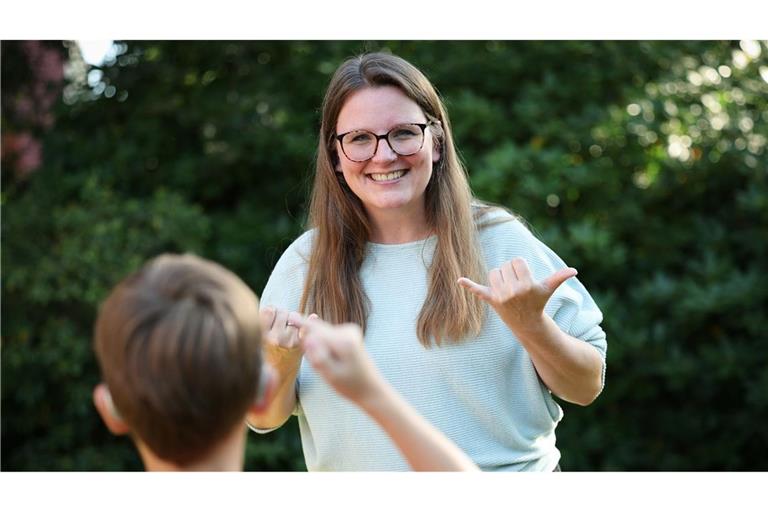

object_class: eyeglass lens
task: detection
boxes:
[340,124,425,162]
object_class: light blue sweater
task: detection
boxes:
[254,209,607,471]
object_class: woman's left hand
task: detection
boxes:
[458,257,577,334]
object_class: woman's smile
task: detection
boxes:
[367,169,409,183]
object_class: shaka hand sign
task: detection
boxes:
[458,257,578,334]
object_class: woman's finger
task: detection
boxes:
[488,268,505,295]
[457,277,493,302]
[510,258,533,285]
[291,312,321,329]
[259,306,276,332]
[541,268,578,296]
[501,260,518,284]
[286,310,305,328]
[272,308,289,333]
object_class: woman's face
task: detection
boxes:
[334,86,440,217]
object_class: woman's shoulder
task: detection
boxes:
[472,203,555,271]
[288,228,316,254]
[272,229,316,270]
[261,229,315,307]
[473,202,531,239]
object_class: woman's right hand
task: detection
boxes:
[248,307,314,430]
[259,306,306,368]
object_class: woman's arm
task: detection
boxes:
[507,311,603,406]
[459,258,604,406]
[295,317,479,471]
[246,307,305,430]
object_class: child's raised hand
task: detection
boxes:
[293,316,382,405]
[294,317,480,472]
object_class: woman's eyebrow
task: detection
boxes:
[339,121,426,134]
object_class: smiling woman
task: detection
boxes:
[247,52,607,472]
[333,85,440,236]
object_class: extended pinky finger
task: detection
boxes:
[457,277,493,302]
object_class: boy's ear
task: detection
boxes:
[250,363,277,414]
[93,383,130,435]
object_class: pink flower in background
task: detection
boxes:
[2,41,65,178]
[2,131,43,179]
[18,41,64,129]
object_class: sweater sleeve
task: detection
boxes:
[259,230,313,314]
[480,211,608,388]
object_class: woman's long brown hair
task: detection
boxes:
[300,52,494,347]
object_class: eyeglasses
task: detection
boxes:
[335,123,430,163]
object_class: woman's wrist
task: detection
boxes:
[265,345,303,370]
[504,311,548,340]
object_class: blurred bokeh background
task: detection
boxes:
[2,40,767,471]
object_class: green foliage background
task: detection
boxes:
[3,41,767,470]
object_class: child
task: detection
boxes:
[93,253,477,471]
[92,253,275,471]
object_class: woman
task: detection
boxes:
[248,52,606,471]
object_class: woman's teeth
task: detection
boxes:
[369,170,406,182]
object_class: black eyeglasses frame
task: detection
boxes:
[334,122,430,163]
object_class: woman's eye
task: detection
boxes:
[392,128,419,139]
[349,133,373,144]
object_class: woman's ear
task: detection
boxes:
[93,383,130,435]
[330,144,346,173]
[430,120,443,164]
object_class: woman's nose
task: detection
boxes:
[370,137,398,163]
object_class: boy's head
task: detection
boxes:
[93,253,272,468]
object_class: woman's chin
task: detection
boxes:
[364,194,421,213]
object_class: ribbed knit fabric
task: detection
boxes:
[253,209,607,471]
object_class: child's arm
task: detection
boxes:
[294,317,479,472]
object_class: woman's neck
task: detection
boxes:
[366,203,432,244]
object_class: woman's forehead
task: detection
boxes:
[336,86,425,133]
